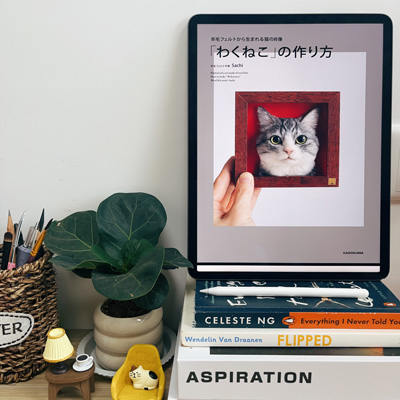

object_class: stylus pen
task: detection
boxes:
[200,286,369,299]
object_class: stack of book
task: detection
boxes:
[169,277,400,400]
[180,279,400,348]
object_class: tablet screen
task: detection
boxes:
[188,14,392,280]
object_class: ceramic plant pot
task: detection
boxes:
[93,302,164,371]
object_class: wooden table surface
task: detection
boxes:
[0,329,173,400]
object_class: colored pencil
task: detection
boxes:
[7,210,14,234]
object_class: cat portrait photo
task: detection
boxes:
[256,107,320,177]
[235,91,340,188]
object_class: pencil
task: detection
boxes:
[7,210,15,261]
[7,210,14,234]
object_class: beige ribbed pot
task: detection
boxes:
[93,302,164,371]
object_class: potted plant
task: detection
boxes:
[44,192,192,370]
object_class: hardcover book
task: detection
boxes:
[195,280,400,329]
[181,277,400,348]
[172,327,400,400]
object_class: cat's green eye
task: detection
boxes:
[270,135,282,145]
[296,135,307,145]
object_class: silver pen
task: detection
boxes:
[200,286,369,299]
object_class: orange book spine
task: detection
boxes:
[287,312,400,329]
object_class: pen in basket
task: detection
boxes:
[3,210,51,269]
[16,223,38,268]
[8,211,26,269]
[1,232,13,270]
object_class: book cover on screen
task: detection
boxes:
[194,280,400,329]
[189,14,392,282]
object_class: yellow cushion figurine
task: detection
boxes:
[111,344,165,400]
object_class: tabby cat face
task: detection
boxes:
[256,107,320,177]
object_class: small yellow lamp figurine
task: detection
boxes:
[43,328,74,374]
[43,327,96,400]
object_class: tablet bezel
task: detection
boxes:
[188,14,392,281]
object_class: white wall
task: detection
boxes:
[0,0,399,330]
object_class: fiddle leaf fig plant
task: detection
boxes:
[44,192,192,311]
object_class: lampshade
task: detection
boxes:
[43,328,74,363]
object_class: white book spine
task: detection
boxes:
[176,350,400,400]
[181,328,400,347]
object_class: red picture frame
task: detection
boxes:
[235,91,340,187]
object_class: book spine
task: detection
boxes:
[180,328,400,347]
[176,350,400,400]
[194,311,400,329]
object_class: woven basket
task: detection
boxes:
[0,248,59,384]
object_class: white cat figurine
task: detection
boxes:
[129,365,159,390]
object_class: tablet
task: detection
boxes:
[188,14,392,280]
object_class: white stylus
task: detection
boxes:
[200,286,369,299]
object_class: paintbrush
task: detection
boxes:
[26,218,53,263]
[35,208,45,243]
[1,232,13,270]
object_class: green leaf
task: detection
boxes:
[91,245,165,301]
[73,269,94,279]
[163,248,193,270]
[51,255,103,271]
[121,238,155,272]
[97,193,167,261]
[132,273,169,311]
[45,211,105,267]
[91,245,121,269]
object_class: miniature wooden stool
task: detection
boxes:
[45,359,95,400]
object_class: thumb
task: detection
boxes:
[227,172,255,224]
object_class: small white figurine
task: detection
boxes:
[129,365,159,390]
